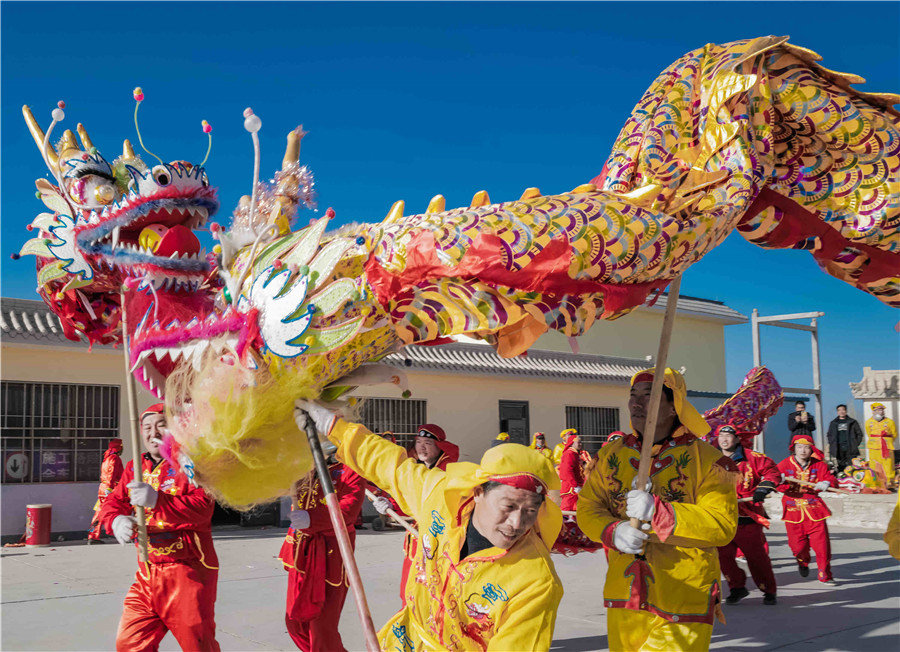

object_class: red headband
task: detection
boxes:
[487,472,546,495]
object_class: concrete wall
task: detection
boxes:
[538,310,728,392]
[1,342,158,462]
[1,482,96,537]
[1,343,157,537]
[353,370,629,462]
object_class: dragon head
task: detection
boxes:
[18,103,220,348]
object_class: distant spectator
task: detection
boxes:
[788,401,816,440]
[826,405,864,468]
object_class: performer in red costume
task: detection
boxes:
[777,434,839,584]
[370,423,458,602]
[279,458,365,651]
[714,424,779,605]
[88,438,124,542]
[98,404,220,651]
[559,432,586,511]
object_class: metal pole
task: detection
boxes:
[810,318,825,455]
[751,308,761,367]
[751,309,764,452]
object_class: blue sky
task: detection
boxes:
[2,2,898,421]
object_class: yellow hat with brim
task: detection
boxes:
[445,443,562,550]
[631,367,710,437]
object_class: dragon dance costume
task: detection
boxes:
[577,368,738,652]
[278,462,365,651]
[558,433,586,512]
[776,435,839,583]
[98,404,219,652]
[328,419,564,651]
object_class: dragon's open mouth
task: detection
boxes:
[128,305,256,399]
[75,184,219,288]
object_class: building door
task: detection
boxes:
[499,400,530,445]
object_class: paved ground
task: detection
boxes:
[2,522,897,651]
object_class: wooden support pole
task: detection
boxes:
[365,489,418,536]
[784,475,851,495]
[629,276,682,537]
[296,411,379,652]
[119,288,149,563]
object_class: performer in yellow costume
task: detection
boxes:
[577,368,738,652]
[530,432,553,459]
[296,401,564,651]
[865,404,897,484]
[553,428,577,466]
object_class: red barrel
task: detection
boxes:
[25,504,52,547]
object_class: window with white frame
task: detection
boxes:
[565,406,620,454]
[1,381,120,483]
[358,397,427,450]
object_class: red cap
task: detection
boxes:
[790,434,823,460]
[141,403,165,421]
[108,438,124,452]
[416,424,446,442]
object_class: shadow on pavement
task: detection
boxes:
[551,634,608,651]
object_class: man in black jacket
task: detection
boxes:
[788,401,816,442]
[826,404,864,468]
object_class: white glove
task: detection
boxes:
[373,497,392,515]
[574,487,581,494]
[612,521,649,554]
[813,480,830,492]
[127,481,158,509]
[112,515,136,545]
[626,489,655,522]
[294,399,338,440]
[289,509,311,530]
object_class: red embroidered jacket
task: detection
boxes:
[98,454,217,568]
[278,463,366,621]
[559,447,585,501]
[732,446,780,527]
[776,456,838,523]
[94,452,124,509]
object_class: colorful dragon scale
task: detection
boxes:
[702,366,784,441]
[20,37,898,507]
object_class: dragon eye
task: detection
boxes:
[152,165,171,186]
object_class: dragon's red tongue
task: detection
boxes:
[154,224,201,257]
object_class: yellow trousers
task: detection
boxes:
[608,609,713,652]
[869,447,895,483]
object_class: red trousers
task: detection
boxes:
[785,518,833,581]
[116,561,219,652]
[399,532,417,603]
[717,521,777,594]
[285,567,349,651]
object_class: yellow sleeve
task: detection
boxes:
[884,495,900,561]
[328,419,440,520]
[653,449,738,548]
[576,453,620,545]
[487,574,562,651]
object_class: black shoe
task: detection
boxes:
[763,593,777,605]
[725,587,750,604]
[798,562,810,577]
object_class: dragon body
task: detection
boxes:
[20,37,898,507]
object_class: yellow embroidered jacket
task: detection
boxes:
[577,428,738,624]
[329,420,563,651]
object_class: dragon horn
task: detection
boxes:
[282,127,302,169]
[22,105,59,166]
[123,139,136,158]
[76,123,94,151]
[58,129,80,159]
